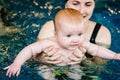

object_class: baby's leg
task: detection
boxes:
[37,64,56,80]
[67,65,85,80]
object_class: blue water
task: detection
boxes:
[0,0,120,80]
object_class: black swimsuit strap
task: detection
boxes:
[90,23,101,44]
[86,23,101,58]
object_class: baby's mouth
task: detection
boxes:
[70,44,79,48]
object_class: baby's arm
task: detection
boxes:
[4,40,54,77]
[82,41,120,60]
[4,42,43,77]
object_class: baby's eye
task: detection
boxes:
[67,34,71,37]
[78,33,82,36]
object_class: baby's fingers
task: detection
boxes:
[7,69,19,77]
[16,69,20,76]
[47,54,61,61]
[6,69,12,77]
[46,48,58,57]
[114,54,120,60]
[3,66,10,70]
[3,66,13,77]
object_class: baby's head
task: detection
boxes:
[54,8,87,50]
[54,8,86,33]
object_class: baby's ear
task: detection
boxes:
[54,30,57,38]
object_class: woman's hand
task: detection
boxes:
[37,46,62,64]
[67,47,86,65]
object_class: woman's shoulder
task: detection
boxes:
[90,21,109,31]
[42,20,54,28]
[37,20,55,40]
[89,21,111,48]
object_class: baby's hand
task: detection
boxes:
[4,63,21,77]
[113,53,120,60]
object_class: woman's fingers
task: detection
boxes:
[73,52,82,58]
[67,61,80,65]
[69,55,82,61]
[43,46,63,64]
[72,52,84,61]
[44,46,59,57]
[47,54,61,61]
[47,60,62,64]
[44,46,53,53]
[79,47,86,54]
[67,55,82,65]
[46,54,62,64]
[47,48,58,57]
[67,48,86,65]
[73,48,86,59]
[43,46,61,64]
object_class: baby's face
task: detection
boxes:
[55,20,86,50]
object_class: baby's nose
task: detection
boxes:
[72,38,79,43]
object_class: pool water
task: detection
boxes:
[0,0,120,80]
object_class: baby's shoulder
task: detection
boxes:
[39,37,59,48]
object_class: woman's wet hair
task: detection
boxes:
[65,0,68,3]
[65,0,95,3]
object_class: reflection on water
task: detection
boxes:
[0,0,120,80]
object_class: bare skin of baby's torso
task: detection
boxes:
[43,37,85,66]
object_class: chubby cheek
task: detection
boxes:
[57,37,68,47]
[78,35,85,45]
[61,38,69,45]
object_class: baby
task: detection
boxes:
[4,8,120,80]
